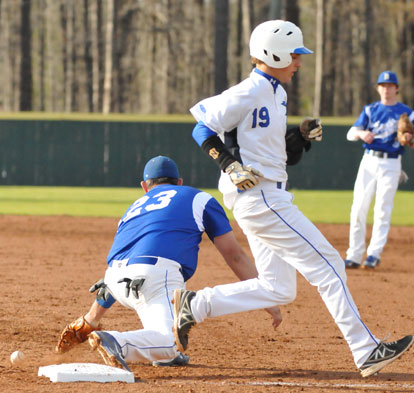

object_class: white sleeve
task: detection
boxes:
[346,126,364,141]
[190,87,251,135]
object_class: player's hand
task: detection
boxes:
[358,130,375,144]
[300,118,323,141]
[225,161,263,191]
[265,306,283,330]
[89,278,111,302]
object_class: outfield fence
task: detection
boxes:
[1,116,413,190]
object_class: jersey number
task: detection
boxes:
[252,107,270,128]
[122,190,177,223]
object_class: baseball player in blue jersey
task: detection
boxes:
[344,71,414,269]
[172,20,413,377]
[56,156,282,370]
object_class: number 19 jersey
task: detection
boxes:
[190,69,289,185]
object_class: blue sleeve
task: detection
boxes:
[192,121,217,147]
[96,293,116,309]
[202,197,232,241]
[354,106,369,128]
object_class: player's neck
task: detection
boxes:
[381,98,397,106]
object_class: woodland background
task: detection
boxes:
[1,0,414,117]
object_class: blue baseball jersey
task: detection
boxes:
[354,102,412,154]
[107,184,232,281]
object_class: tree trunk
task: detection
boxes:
[241,0,253,46]
[46,0,59,111]
[363,0,372,104]
[313,0,323,117]
[64,2,75,112]
[241,0,254,78]
[83,0,93,112]
[268,0,282,19]
[19,0,32,111]
[38,0,46,111]
[1,1,13,110]
[285,0,299,115]
[236,0,242,82]
[90,0,101,112]
[214,0,229,94]
[103,0,114,114]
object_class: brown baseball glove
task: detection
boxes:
[55,315,101,353]
[397,113,414,147]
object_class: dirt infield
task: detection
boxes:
[1,215,414,392]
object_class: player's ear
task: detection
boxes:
[177,178,183,186]
[141,180,149,193]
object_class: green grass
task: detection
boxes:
[0,111,355,126]
[1,186,413,225]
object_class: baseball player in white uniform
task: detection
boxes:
[172,20,413,377]
[344,71,414,269]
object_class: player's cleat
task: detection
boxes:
[360,335,414,377]
[172,289,196,353]
[88,331,130,372]
[344,259,360,269]
[152,352,190,367]
[363,255,380,269]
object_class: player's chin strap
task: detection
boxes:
[117,278,146,299]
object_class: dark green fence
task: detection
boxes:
[1,119,413,190]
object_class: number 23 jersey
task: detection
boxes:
[106,184,231,281]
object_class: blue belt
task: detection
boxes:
[276,182,285,189]
[109,256,158,267]
[365,149,400,159]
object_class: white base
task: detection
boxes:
[38,363,135,383]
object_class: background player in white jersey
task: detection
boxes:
[172,20,413,378]
[56,156,282,370]
[344,71,414,269]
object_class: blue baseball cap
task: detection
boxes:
[377,71,398,85]
[143,156,179,180]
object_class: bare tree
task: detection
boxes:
[268,0,282,19]
[90,0,103,112]
[103,0,114,114]
[83,0,93,112]
[19,0,32,111]
[284,0,299,115]
[214,0,229,94]
[313,0,323,117]
[63,2,75,112]
[363,0,372,104]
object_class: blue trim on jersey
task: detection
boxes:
[253,68,280,93]
[260,189,379,346]
[96,293,117,309]
[192,121,216,147]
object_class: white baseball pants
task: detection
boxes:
[104,257,184,363]
[190,180,379,367]
[346,153,401,263]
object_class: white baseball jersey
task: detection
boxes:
[190,68,288,209]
